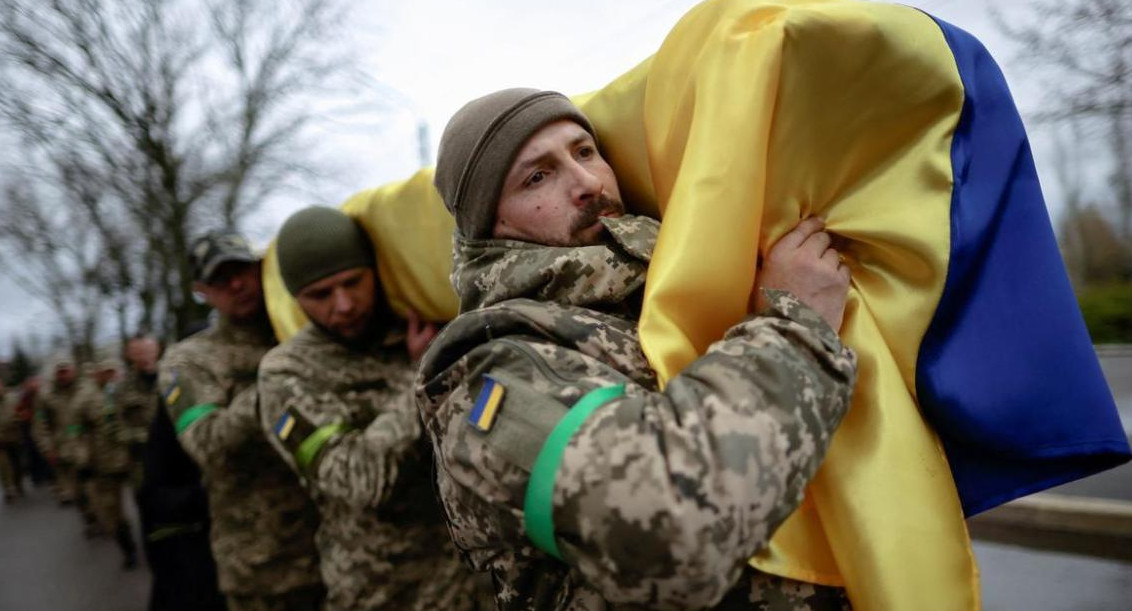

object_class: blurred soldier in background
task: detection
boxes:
[119,336,161,487]
[0,378,25,502]
[258,206,481,610]
[158,232,323,611]
[17,377,52,487]
[78,359,140,568]
[35,359,99,533]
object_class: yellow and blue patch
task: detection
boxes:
[468,375,506,432]
[162,376,181,407]
[275,412,297,441]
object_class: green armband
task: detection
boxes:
[175,404,218,434]
[64,424,85,437]
[523,384,625,560]
[295,423,354,472]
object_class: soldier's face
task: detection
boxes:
[126,337,161,374]
[94,368,117,386]
[194,261,265,322]
[494,120,624,247]
[55,366,75,386]
[296,266,378,342]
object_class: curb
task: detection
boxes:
[968,493,1132,562]
[1096,344,1132,358]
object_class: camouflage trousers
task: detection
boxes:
[54,462,79,503]
[225,584,326,611]
[0,445,22,498]
[87,473,128,534]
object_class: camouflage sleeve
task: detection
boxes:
[117,407,152,446]
[436,290,856,609]
[117,385,156,446]
[258,361,420,509]
[72,387,99,470]
[157,357,258,469]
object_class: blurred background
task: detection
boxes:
[0,0,1128,609]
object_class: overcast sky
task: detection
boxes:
[0,0,1084,356]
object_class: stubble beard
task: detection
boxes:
[563,194,626,246]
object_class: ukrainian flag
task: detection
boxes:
[263,0,1131,607]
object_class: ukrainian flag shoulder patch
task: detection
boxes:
[468,375,506,433]
[275,412,297,441]
[162,374,181,407]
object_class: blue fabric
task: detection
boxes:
[918,16,1131,516]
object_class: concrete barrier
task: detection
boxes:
[968,493,1132,562]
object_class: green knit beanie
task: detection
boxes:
[276,206,374,296]
[435,88,595,239]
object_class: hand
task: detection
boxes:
[406,310,440,362]
[754,217,851,331]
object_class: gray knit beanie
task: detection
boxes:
[434,88,595,239]
[277,206,374,295]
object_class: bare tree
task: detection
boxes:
[0,0,364,342]
[0,182,109,362]
[992,0,1132,241]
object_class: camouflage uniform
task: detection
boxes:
[34,378,92,506]
[75,379,130,526]
[116,368,158,487]
[417,215,859,610]
[159,316,324,609]
[71,375,140,564]
[258,323,480,610]
[0,390,22,500]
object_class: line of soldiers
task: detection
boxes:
[15,87,857,611]
[144,88,857,611]
[20,336,161,569]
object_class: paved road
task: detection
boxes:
[1050,348,1132,501]
[0,486,149,611]
[975,541,1132,611]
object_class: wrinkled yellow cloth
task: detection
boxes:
[263,169,458,341]
[264,0,978,608]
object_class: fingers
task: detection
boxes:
[776,217,825,250]
[820,247,840,269]
[801,230,832,257]
[406,309,421,333]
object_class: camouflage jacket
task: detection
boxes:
[0,391,19,446]
[258,323,478,610]
[75,381,131,475]
[117,368,157,447]
[417,215,858,610]
[158,315,321,596]
[34,380,93,465]
[115,368,158,484]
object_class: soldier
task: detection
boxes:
[417,89,859,610]
[77,359,139,567]
[0,379,24,502]
[158,232,323,611]
[256,206,481,610]
[34,359,99,531]
[119,335,161,487]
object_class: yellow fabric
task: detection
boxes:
[264,169,458,341]
[264,1,979,607]
[581,0,978,608]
